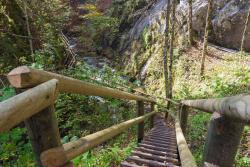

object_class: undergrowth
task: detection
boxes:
[174,51,250,166]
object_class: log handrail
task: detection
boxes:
[40,112,157,167]
[7,66,155,102]
[182,95,250,123]
[0,79,58,132]
[165,109,197,167]
[1,66,197,167]
[175,119,197,167]
[181,94,250,166]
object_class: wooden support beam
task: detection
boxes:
[0,79,58,132]
[14,80,67,167]
[40,112,156,167]
[175,119,197,167]
[137,101,144,143]
[150,102,155,128]
[24,105,63,167]
[182,95,250,123]
[15,83,67,167]
[7,66,155,102]
[180,105,189,135]
[202,112,244,167]
[164,103,169,120]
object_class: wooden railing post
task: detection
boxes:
[202,112,245,167]
[137,101,144,143]
[150,102,155,128]
[165,102,170,120]
[180,104,188,135]
[16,89,66,167]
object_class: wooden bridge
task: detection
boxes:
[1,66,249,167]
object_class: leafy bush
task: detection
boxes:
[73,131,137,167]
[0,87,15,102]
[0,128,34,167]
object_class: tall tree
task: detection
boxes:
[169,0,177,99]
[24,2,34,57]
[188,0,194,46]
[200,0,213,77]
[163,0,171,99]
[240,7,250,55]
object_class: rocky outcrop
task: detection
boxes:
[178,0,250,51]
[119,0,168,78]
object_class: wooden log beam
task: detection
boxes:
[150,102,155,128]
[24,104,62,167]
[137,101,144,143]
[182,95,250,123]
[180,105,189,135]
[7,66,155,102]
[175,119,197,167]
[0,79,58,132]
[40,112,157,167]
[202,112,244,167]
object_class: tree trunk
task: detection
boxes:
[200,0,213,77]
[240,8,250,55]
[169,0,176,99]
[188,0,194,46]
[24,2,34,58]
[163,0,171,100]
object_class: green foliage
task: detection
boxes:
[235,156,250,167]
[76,3,119,56]
[72,131,137,167]
[0,0,69,73]
[140,26,151,49]
[0,87,15,102]
[56,63,137,137]
[0,128,34,167]
[0,87,34,166]
[186,112,210,164]
[173,54,250,166]
[0,62,139,166]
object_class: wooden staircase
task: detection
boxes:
[121,114,180,167]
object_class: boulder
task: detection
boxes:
[178,0,250,51]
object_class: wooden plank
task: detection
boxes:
[0,79,58,132]
[202,112,244,167]
[127,156,177,167]
[40,112,157,167]
[175,119,197,167]
[132,151,179,165]
[137,101,144,143]
[145,136,176,141]
[7,66,155,102]
[142,141,177,150]
[143,138,176,145]
[120,161,141,167]
[138,144,177,153]
[182,95,250,123]
[136,147,178,158]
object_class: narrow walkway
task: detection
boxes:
[121,114,180,167]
